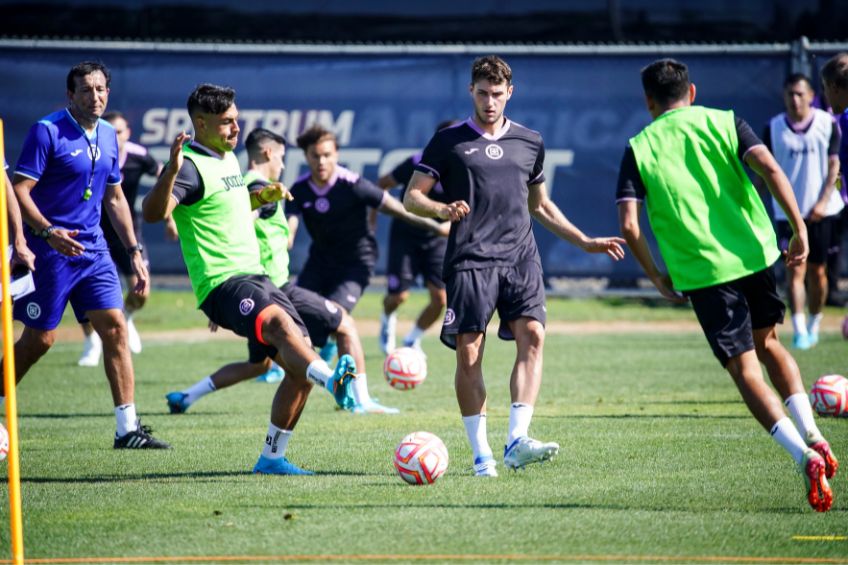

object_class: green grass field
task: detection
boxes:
[2,291,847,564]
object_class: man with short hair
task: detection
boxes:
[618,58,837,512]
[3,61,168,449]
[404,55,626,477]
[763,74,842,349]
[165,127,396,415]
[143,84,358,475]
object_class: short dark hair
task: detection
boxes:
[187,83,236,118]
[641,58,690,106]
[296,124,336,152]
[66,61,111,92]
[783,73,813,90]
[245,128,286,159]
[471,55,512,85]
[102,110,125,123]
[821,53,848,90]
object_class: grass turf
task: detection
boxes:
[1,293,847,563]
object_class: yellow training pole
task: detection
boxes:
[0,118,25,565]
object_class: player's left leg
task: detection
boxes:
[403,282,446,352]
[805,262,827,346]
[123,272,146,354]
[402,237,447,352]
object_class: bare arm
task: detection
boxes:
[142,132,189,222]
[744,145,808,266]
[380,192,448,236]
[529,182,625,260]
[404,171,469,222]
[809,155,841,222]
[4,170,35,270]
[103,183,149,297]
[618,199,686,302]
[13,174,84,256]
[286,215,299,250]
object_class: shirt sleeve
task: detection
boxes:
[761,123,772,152]
[142,152,160,177]
[106,131,122,186]
[416,133,448,181]
[735,116,764,160]
[353,177,387,208]
[285,184,302,217]
[615,145,646,202]
[840,112,848,171]
[828,118,841,157]
[169,159,203,206]
[390,156,417,187]
[529,138,546,185]
[14,122,53,181]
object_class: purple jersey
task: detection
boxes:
[416,118,545,277]
[287,165,386,268]
[15,109,121,251]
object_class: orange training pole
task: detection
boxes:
[0,118,25,565]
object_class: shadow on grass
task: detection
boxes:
[19,469,380,484]
[534,413,749,420]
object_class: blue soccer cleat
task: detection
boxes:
[253,454,314,475]
[473,454,498,477]
[256,362,285,383]
[351,398,400,415]
[319,339,338,363]
[165,392,190,414]
[792,333,812,350]
[326,353,357,410]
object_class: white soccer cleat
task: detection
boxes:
[351,399,400,415]
[503,436,559,470]
[77,331,102,367]
[473,455,498,477]
[126,317,142,354]
[379,313,397,355]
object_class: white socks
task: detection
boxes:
[462,413,493,462]
[808,313,823,336]
[183,376,216,405]
[507,403,534,446]
[403,326,425,348]
[770,417,808,464]
[791,313,808,336]
[352,373,371,405]
[306,360,334,388]
[115,404,138,437]
[785,393,823,443]
[262,423,292,459]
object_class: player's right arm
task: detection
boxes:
[404,171,469,222]
[142,132,190,222]
[745,145,808,267]
[4,168,35,270]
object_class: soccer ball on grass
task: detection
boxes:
[393,431,448,485]
[809,374,848,417]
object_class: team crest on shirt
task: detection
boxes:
[443,308,456,326]
[239,298,255,315]
[315,197,330,213]
[26,302,41,320]
[324,300,338,314]
[485,144,503,160]
[86,146,102,161]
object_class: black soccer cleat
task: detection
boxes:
[114,421,171,449]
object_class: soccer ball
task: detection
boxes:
[0,422,8,461]
[384,347,427,390]
[809,374,848,417]
[393,431,448,485]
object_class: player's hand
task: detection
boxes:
[438,201,470,222]
[435,220,451,238]
[167,132,191,173]
[784,233,808,268]
[129,251,150,298]
[48,228,85,257]
[163,216,179,241]
[652,273,688,304]
[12,239,36,271]
[582,236,627,260]
[207,320,219,333]
[256,182,293,205]
[808,200,827,222]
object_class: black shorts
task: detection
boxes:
[386,223,446,294]
[777,217,837,265]
[296,256,370,313]
[200,274,308,364]
[440,262,546,350]
[685,265,786,367]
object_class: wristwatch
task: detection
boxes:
[37,225,55,239]
[126,244,144,256]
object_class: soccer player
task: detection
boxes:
[617,58,837,512]
[287,125,447,403]
[404,55,626,477]
[821,52,848,338]
[1,61,169,449]
[143,84,358,475]
[3,159,35,272]
[78,110,171,366]
[762,74,843,349]
[376,120,457,355]
[165,127,397,415]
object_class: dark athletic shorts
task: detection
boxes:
[386,222,447,294]
[684,265,785,367]
[200,274,308,364]
[296,257,370,313]
[776,217,837,265]
[440,262,546,350]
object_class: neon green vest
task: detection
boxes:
[172,145,264,306]
[244,170,290,287]
[629,106,779,291]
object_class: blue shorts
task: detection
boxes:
[14,248,123,330]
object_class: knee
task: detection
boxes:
[524,323,545,350]
[431,288,447,309]
[335,312,358,338]
[20,331,55,358]
[385,292,407,310]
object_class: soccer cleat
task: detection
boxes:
[126,317,142,354]
[808,439,839,479]
[473,455,498,477]
[799,449,832,512]
[114,421,170,449]
[253,454,314,475]
[256,363,285,383]
[503,436,559,470]
[807,332,819,347]
[165,392,191,414]
[792,333,812,350]
[325,354,357,410]
[402,338,425,356]
[319,339,338,363]
[351,399,400,415]
[77,332,102,367]
[379,314,396,355]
